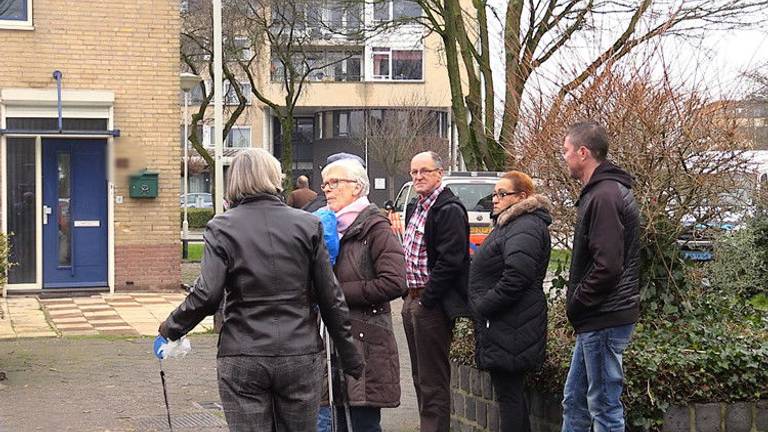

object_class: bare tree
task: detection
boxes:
[182,0,363,190]
[354,97,450,200]
[517,65,753,312]
[408,0,768,171]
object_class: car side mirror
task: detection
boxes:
[383,200,395,211]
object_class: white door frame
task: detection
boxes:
[0,88,116,295]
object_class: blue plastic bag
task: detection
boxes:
[313,209,339,265]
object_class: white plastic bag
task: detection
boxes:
[158,336,192,359]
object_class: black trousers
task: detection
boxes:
[490,370,531,432]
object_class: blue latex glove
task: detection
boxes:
[153,335,168,360]
[313,209,339,265]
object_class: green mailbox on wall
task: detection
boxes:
[129,171,159,198]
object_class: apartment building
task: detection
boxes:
[182,0,455,204]
[1,0,181,294]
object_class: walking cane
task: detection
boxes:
[321,321,337,432]
[332,345,355,432]
[158,359,174,432]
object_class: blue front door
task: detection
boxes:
[42,139,108,288]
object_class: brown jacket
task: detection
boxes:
[287,187,317,209]
[334,204,407,407]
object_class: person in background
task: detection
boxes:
[560,121,641,432]
[468,171,552,432]
[288,175,318,209]
[157,148,363,432]
[303,153,366,213]
[320,157,407,431]
[402,151,470,432]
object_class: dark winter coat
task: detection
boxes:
[335,204,407,407]
[405,187,471,320]
[161,193,363,378]
[566,161,641,333]
[468,194,552,373]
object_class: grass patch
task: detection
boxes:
[548,248,570,271]
[183,243,203,262]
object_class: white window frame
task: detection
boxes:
[0,0,33,30]
[372,48,391,80]
[223,81,252,106]
[371,47,424,82]
[372,0,392,23]
[227,126,252,148]
[206,125,252,148]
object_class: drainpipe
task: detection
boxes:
[53,70,63,133]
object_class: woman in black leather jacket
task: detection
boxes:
[468,171,552,432]
[159,148,362,432]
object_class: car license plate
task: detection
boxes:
[470,226,492,234]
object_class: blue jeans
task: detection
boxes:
[561,323,635,432]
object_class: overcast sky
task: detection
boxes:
[484,3,768,116]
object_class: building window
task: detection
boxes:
[0,0,32,27]
[224,81,252,105]
[373,48,391,80]
[232,36,254,61]
[207,126,252,148]
[393,0,421,19]
[373,48,423,81]
[334,111,350,137]
[373,0,421,21]
[227,127,251,148]
[373,0,390,22]
[392,50,422,80]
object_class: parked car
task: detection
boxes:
[180,192,213,209]
[385,172,502,254]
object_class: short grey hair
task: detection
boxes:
[415,151,444,169]
[296,175,309,188]
[321,158,370,197]
[227,148,283,202]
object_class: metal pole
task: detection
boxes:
[213,0,224,215]
[182,91,189,259]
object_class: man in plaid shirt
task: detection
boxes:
[402,151,470,432]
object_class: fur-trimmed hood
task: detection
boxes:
[494,194,553,228]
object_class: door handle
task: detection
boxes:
[43,205,52,225]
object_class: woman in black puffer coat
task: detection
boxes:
[468,171,552,432]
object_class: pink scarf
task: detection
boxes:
[332,196,370,234]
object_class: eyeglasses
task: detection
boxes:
[491,190,521,199]
[409,168,441,177]
[320,178,357,190]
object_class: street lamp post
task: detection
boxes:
[180,72,202,260]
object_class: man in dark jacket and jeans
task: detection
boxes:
[402,151,469,432]
[561,121,641,432]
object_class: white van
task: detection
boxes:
[386,172,502,253]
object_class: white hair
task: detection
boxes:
[321,158,369,197]
[226,148,283,202]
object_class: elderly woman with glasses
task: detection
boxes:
[468,171,552,432]
[158,148,363,432]
[320,157,407,432]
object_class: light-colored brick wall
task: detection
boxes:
[0,0,181,290]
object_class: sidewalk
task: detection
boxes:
[0,292,213,339]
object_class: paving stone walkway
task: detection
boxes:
[0,292,213,339]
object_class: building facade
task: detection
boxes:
[182,0,457,204]
[1,0,181,294]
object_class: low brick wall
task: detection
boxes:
[450,362,767,432]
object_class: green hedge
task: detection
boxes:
[451,284,768,431]
[181,208,214,229]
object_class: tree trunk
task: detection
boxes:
[441,0,481,169]
[280,114,294,193]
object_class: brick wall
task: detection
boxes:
[450,362,768,432]
[0,0,181,290]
